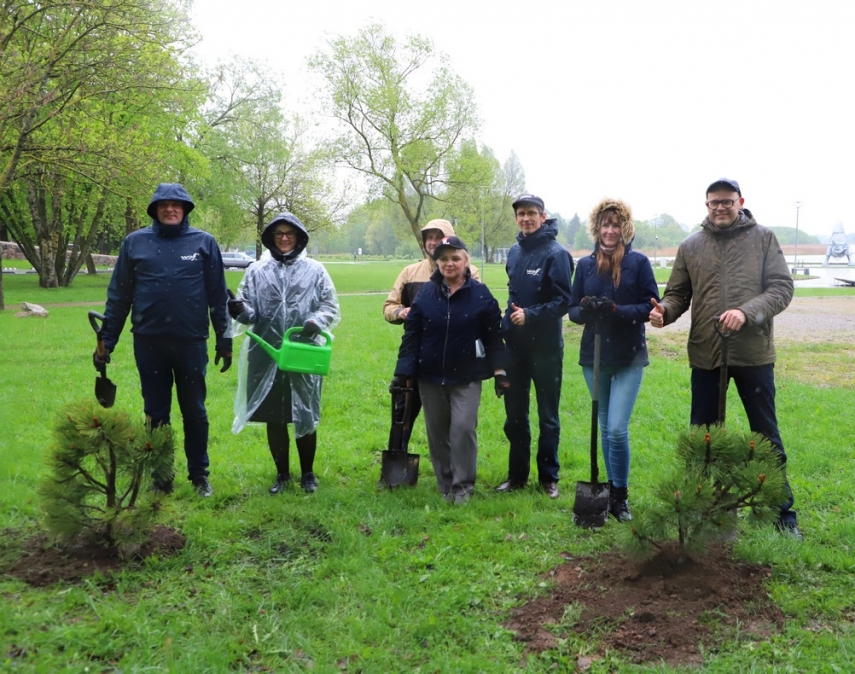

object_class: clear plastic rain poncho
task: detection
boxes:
[230,240,340,438]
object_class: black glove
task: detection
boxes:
[227,289,245,319]
[93,348,111,372]
[494,374,510,398]
[298,320,321,342]
[215,350,232,373]
[579,296,597,322]
[389,374,408,392]
[597,298,616,315]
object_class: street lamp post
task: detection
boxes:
[793,201,802,270]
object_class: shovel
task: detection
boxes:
[572,316,611,528]
[713,316,733,424]
[88,311,117,408]
[380,382,420,487]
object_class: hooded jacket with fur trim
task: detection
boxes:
[568,199,659,367]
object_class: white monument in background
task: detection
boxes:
[823,222,851,266]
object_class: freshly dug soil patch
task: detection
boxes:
[4,525,185,587]
[506,543,783,668]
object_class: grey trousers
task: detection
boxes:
[418,379,482,497]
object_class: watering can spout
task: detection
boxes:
[245,330,279,360]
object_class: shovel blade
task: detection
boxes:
[380,450,419,487]
[95,374,117,408]
[572,481,611,529]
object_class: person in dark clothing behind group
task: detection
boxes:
[568,198,659,521]
[393,236,506,504]
[496,194,574,499]
[94,183,232,498]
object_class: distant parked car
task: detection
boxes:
[221,251,253,269]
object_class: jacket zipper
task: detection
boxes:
[441,289,451,385]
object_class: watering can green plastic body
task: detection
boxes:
[245,327,333,375]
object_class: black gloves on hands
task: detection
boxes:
[389,374,408,392]
[494,374,510,398]
[298,320,321,343]
[580,296,616,321]
[227,289,245,319]
[93,348,111,372]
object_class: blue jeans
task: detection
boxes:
[690,365,796,525]
[582,365,644,488]
[134,336,210,480]
[503,347,563,484]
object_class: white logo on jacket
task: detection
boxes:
[526,268,542,276]
[181,253,200,261]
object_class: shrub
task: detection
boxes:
[38,400,174,556]
[618,425,788,560]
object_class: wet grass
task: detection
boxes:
[0,265,854,672]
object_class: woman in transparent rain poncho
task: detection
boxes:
[228,213,340,493]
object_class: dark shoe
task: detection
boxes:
[150,481,174,495]
[300,472,318,493]
[609,486,633,522]
[776,520,803,541]
[495,479,526,493]
[191,475,213,498]
[541,482,559,499]
[269,473,290,495]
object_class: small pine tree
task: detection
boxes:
[618,425,788,561]
[39,400,174,556]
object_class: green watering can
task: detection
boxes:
[245,326,333,375]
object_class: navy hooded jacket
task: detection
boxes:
[101,183,231,351]
[395,269,505,386]
[567,243,659,367]
[501,220,574,350]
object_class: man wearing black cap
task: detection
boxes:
[649,178,801,539]
[496,194,574,499]
[95,183,232,498]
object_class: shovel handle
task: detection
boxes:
[88,311,108,357]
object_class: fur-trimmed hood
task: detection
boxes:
[588,198,634,245]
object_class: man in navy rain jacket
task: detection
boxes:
[495,194,574,499]
[95,183,232,497]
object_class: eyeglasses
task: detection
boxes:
[273,230,297,239]
[706,199,738,209]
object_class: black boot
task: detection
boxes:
[267,423,290,495]
[609,485,632,522]
[297,432,318,493]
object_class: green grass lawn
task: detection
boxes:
[1,263,854,672]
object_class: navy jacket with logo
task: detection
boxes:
[501,220,574,350]
[101,184,230,351]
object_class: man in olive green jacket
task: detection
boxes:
[650,178,800,539]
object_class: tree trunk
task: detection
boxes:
[85,253,97,274]
[0,246,5,311]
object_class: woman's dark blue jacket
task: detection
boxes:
[395,269,505,385]
[567,243,659,367]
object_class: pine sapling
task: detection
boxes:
[618,425,788,561]
[39,400,174,556]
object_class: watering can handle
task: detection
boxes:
[284,326,332,345]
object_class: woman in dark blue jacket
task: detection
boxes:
[394,237,505,504]
[568,198,659,521]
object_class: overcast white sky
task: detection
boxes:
[189,0,855,236]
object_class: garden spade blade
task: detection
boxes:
[380,384,420,487]
[88,311,117,408]
[573,319,610,528]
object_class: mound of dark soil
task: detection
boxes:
[4,525,185,587]
[506,542,783,668]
